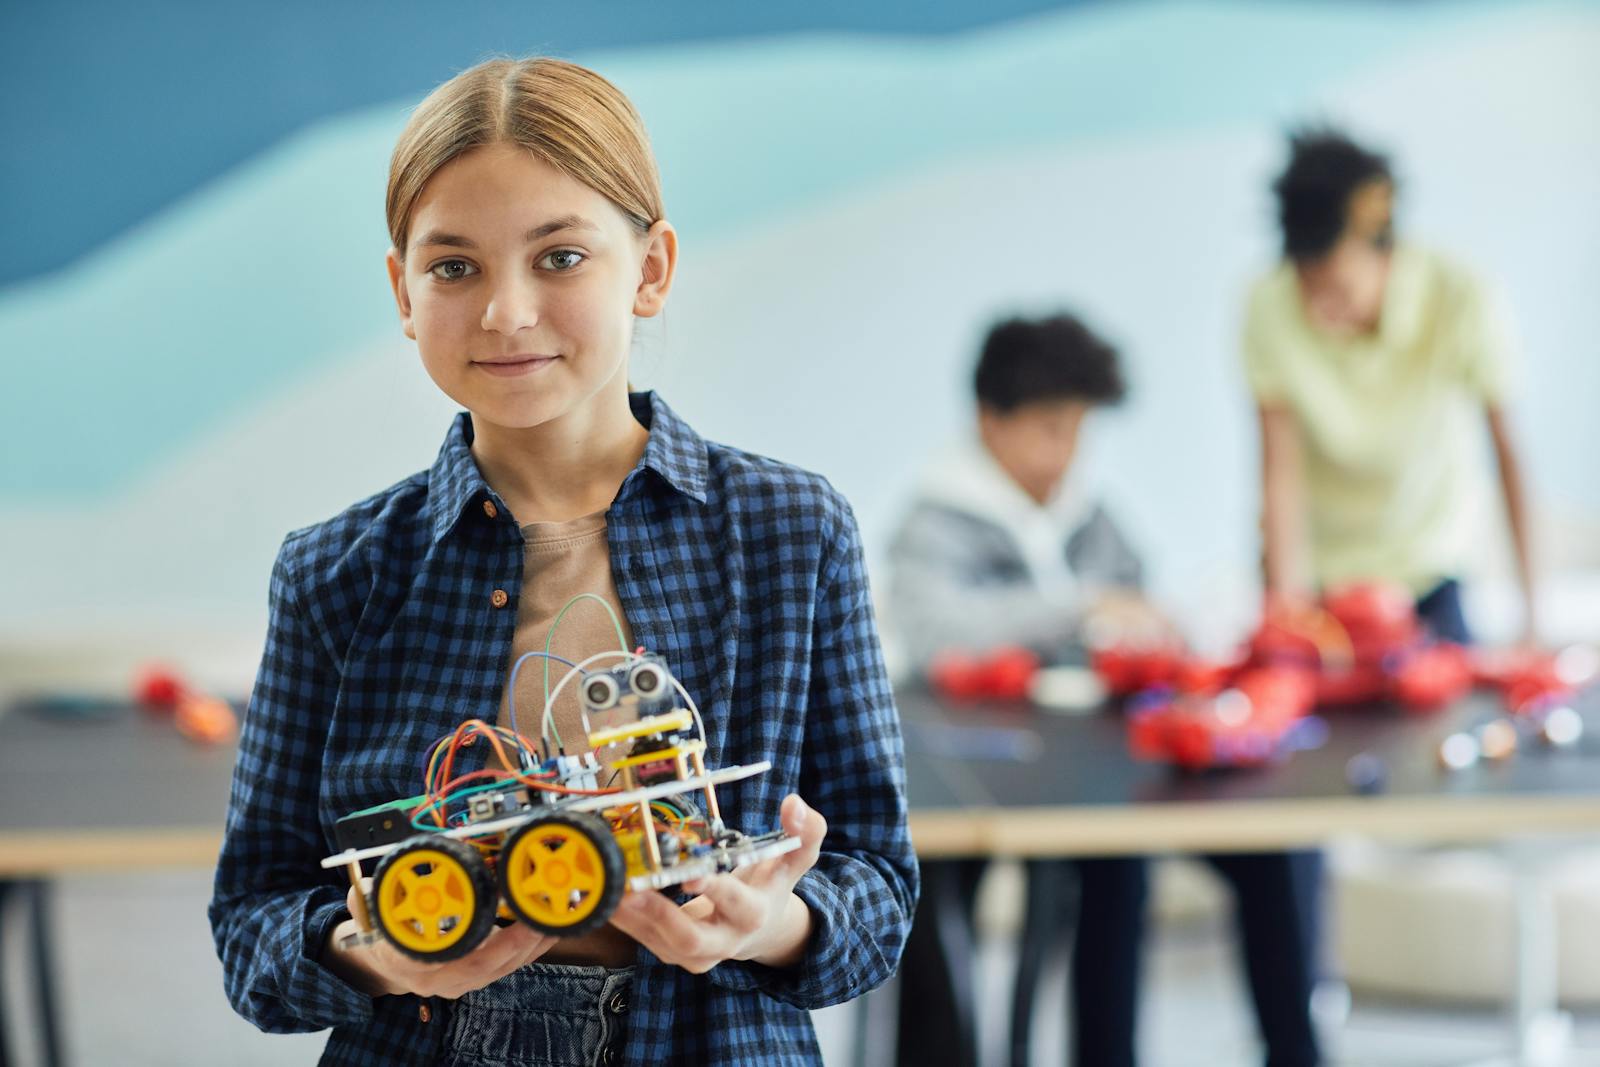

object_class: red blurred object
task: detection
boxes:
[1390,644,1474,711]
[1098,584,1599,770]
[131,661,238,744]
[1312,663,1388,706]
[1090,646,1186,697]
[176,694,237,745]
[929,646,1041,702]
[928,653,985,699]
[1256,582,1470,712]
[1099,580,1598,770]
[1473,647,1593,715]
[1127,665,1317,769]
[985,647,1041,700]
[1323,583,1417,650]
[1175,657,1237,694]
[1250,617,1322,667]
[134,664,186,710]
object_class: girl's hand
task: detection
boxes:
[607,794,826,973]
[323,878,558,999]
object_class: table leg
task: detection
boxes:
[896,859,985,1067]
[1505,840,1571,1067]
[1460,839,1571,1067]
[26,882,65,1067]
[1010,860,1070,1067]
[1,879,13,1067]
[0,880,65,1067]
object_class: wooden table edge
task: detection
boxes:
[7,794,1600,873]
[0,828,222,875]
[910,793,1600,857]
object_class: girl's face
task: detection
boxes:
[386,143,675,431]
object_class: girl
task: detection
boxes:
[209,57,917,1067]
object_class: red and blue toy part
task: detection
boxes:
[927,646,1042,702]
[922,582,1592,771]
[1099,583,1592,770]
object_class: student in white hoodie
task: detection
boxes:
[889,316,1156,670]
[889,315,1322,1067]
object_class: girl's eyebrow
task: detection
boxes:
[415,214,601,251]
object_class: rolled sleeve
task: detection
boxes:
[208,538,374,1033]
[708,498,918,1008]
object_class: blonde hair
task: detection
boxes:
[386,57,664,258]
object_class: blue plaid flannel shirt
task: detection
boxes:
[208,392,918,1066]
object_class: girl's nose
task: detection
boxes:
[481,275,540,335]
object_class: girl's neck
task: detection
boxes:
[469,387,650,525]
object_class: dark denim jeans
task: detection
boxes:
[442,962,633,1067]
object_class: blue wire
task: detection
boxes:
[409,779,523,831]
[505,650,581,760]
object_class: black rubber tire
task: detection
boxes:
[500,810,626,937]
[370,833,497,962]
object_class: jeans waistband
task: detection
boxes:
[443,962,634,1067]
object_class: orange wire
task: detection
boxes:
[413,718,623,827]
[430,720,532,818]
[432,766,621,799]
[424,720,500,827]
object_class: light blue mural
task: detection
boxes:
[0,0,1530,497]
[2,0,1596,652]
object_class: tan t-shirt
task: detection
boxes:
[498,507,639,966]
[498,509,636,756]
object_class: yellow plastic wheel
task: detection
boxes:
[500,811,624,936]
[371,835,495,961]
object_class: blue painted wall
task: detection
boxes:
[2,0,1596,654]
[0,0,1091,284]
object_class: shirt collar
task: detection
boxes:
[427,390,709,544]
[625,390,710,505]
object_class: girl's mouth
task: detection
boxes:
[473,355,559,377]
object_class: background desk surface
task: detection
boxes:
[3,688,1599,874]
[900,687,1600,856]
[0,700,235,874]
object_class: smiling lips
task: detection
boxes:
[473,354,559,377]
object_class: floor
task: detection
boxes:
[7,870,1600,1066]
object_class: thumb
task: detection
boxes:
[780,794,826,876]
[347,876,375,928]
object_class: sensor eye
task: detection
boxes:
[630,661,666,697]
[583,674,620,711]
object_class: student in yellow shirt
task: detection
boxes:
[1245,128,1538,644]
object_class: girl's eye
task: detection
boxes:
[428,259,477,282]
[540,249,586,272]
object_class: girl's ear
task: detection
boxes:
[385,248,417,340]
[633,220,678,318]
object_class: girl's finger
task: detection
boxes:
[346,879,370,917]
[611,890,723,965]
[472,921,545,975]
[691,874,765,933]
[394,923,544,998]
[779,795,826,877]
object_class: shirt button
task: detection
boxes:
[418,1003,431,1023]
[482,499,498,519]
[609,992,628,1015]
[490,588,509,609]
